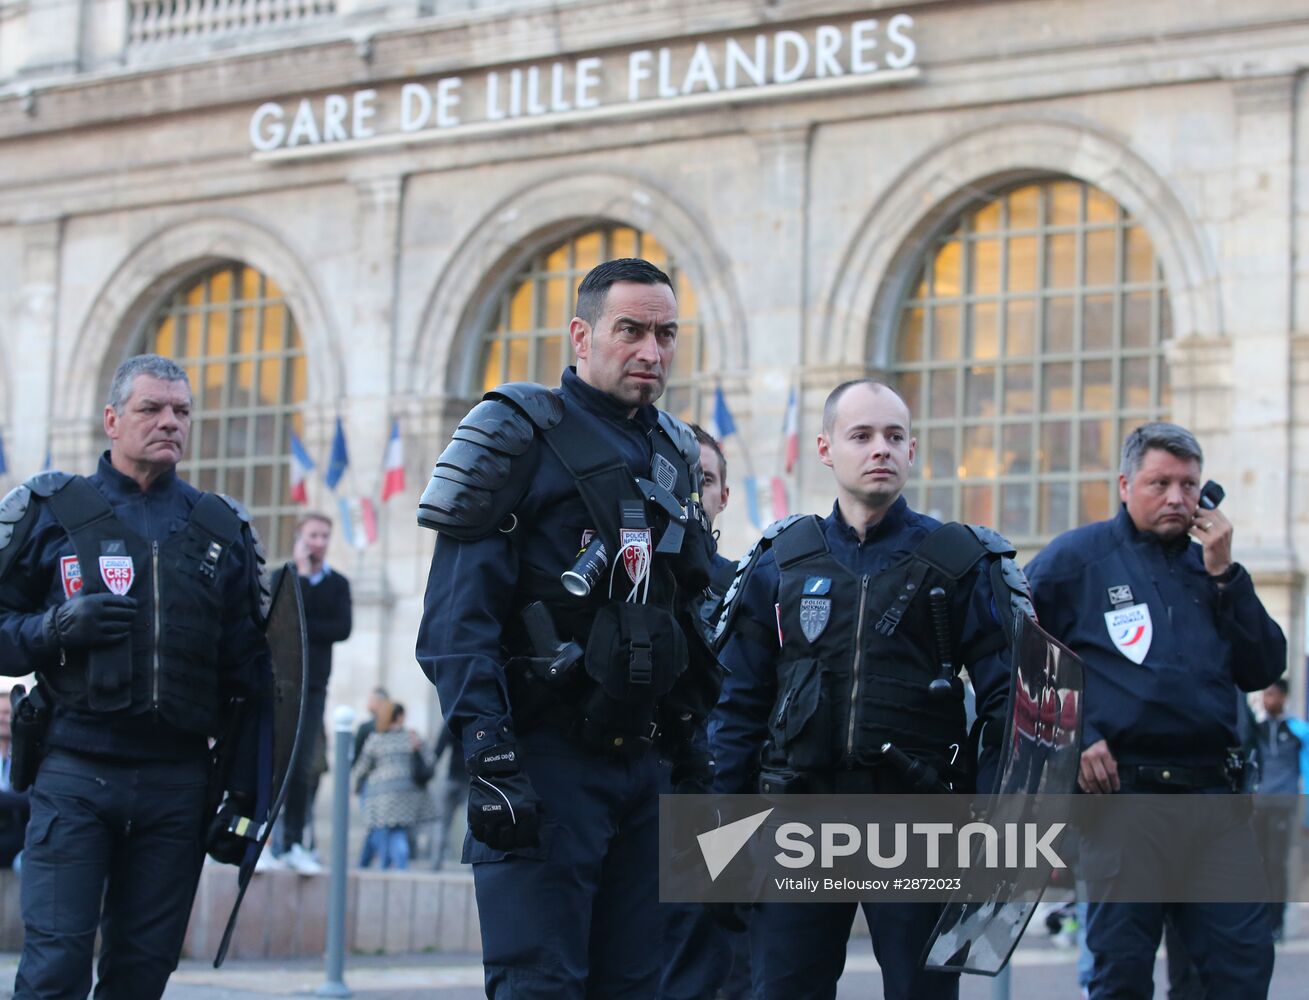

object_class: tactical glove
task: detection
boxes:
[669,749,715,796]
[43,593,136,649]
[467,743,542,851]
[206,793,258,866]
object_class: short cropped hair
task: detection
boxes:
[296,512,333,536]
[1119,422,1204,479]
[690,423,727,484]
[821,379,907,436]
[107,354,189,412]
[575,258,673,328]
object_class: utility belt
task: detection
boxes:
[506,598,687,759]
[759,742,967,796]
[1116,760,1237,793]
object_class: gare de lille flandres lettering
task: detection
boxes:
[249,13,917,152]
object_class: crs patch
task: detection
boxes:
[98,555,135,596]
[799,596,831,642]
[59,555,83,599]
[1104,603,1152,664]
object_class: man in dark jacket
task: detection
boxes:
[0,354,271,1000]
[271,511,352,874]
[1025,421,1286,1000]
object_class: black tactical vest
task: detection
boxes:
[42,477,244,737]
[765,517,991,773]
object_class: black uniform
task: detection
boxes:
[1026,506,1285,1000]
[0,455,270,1000]
[415,370,719,998]
[710,500,1018,1000]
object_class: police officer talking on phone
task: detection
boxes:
[0,354,272,1000]
[1025,421,1286,999]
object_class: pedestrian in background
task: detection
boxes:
[352,701,435,870]
[1254,678,1307,941]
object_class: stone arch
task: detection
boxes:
[67,212,340,419]
[819,111,1223,370]
[406,169,746,398]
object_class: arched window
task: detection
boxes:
[892,178,1171,544]
[144,263,307,556]
[478,225,705,420]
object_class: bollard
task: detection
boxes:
[991,960,1012,1000]
[316,705,355,998]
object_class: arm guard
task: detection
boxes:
[417,383,563,541]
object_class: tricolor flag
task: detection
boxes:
[325,418,349,490]
[709,385,737,441]
[381,420,405,502]
[742,476,762,530]
[782,387,799,474]
[358,497,379,546]
[289,433,314,505]
[0,431,7,477]
[770,476,789,520]
[336,495,356,548]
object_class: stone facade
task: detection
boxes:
[1,0,1307,730]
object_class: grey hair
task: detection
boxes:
[107,354,190,412]
[1119,422,1204,479]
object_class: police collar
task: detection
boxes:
[1112,504,1190,556]
[96,450,179,495]
[827,495,909,545]
[561,366,658,432]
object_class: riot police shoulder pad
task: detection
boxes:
[416,391,547,540]
[0,484,35,567]
[763,513,810,541]
[24,471,73,498]
[656,411,699,469]
[965,524,1017,559]
[486,382,565,430]
[219,493,270,617]
[217,493,253,524]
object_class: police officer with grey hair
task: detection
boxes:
[1025,421,1285,999]
[0,354,272,999]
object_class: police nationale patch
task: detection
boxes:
[1104,603,1152,664]
[800,596,831,643]
[1107,585,1134,607]
[59,555,82,599]
[98,555,135,596]
[802,576,832,596]
[619,527,652,585]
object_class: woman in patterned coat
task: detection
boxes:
[351,702,436,869]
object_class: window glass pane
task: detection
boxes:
[574,231,602,271]
[1040,482,1072,535]
[1047,233,1077,289]
[543,277,567,328]
[960,426,996,479]
[934,305,962,361]
[901,307,925,362]
[1001,424,1032,474]
[973,199,1001,233]
[970,303,999,359]
[897,372,922,416]
[1040,421,1072,473]
[1008,187,1039,230]
[1049,181,1081,226]
[962,484,994,525]
[1003,365,1035,415]
[1042,362,1074,412]
[933,240,962,297]
[1005,300,1035,356]
[538,336,563,383]
[1084,294,1114,351]
[972,239,1001,295]
[1081,360,1112,412]
[610,228,638,260]
[1008,236,1038,292]
[1123,291,1153,349]
[925,486,953,523]
[1121,357,1151,409]
[923,428,956,481]
[508,283,533,331]
[929,370,957,420]
[965,366,996,418]
[506,337,530,382]
[1125,227,1154,283]
[1080,418,1113,471]
[1000,483,1032,539]
[1086,188,1118,224]
[1079,480,1112,524]
[1085,229,1116,287]
[1044,297,1075,353]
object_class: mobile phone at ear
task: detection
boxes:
[1199,480,1225,510]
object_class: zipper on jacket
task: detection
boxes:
[151,541,161,708]
[845,575,870,761]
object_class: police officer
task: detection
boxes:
[710,379,1021,1000]
[0,354,271,1000]
[1025,421,1285,1000]
[416,258,720,998]
[659,424,746,1000]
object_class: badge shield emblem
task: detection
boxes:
[59,556,83,599]
[799,597,830,642]
[1104,603,1152,664]
[98,555,134,595]
[620,527,652,585]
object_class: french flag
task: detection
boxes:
[289,433,314,505]
[782,387,799,474]
[381,420,405,502]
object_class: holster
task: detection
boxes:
[10,684,51,793]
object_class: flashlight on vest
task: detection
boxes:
[927,586,956,700]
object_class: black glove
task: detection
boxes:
[43,593,136,649]
[669,750,715,795]
[206,794,258,866]
[467,743,542,851]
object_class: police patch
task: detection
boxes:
[1107,585,1134,607]
[802,576,832,596]
[800,596,831,642]
[1104,603,1152,665]
[619,527,652,585]
[59,555,82,599]
[99,555,135,596]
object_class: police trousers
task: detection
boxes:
[14,749,210,1000]
[465,727,661,999]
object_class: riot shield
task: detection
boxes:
[214,563,309,967]
[923,611,1083,975]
